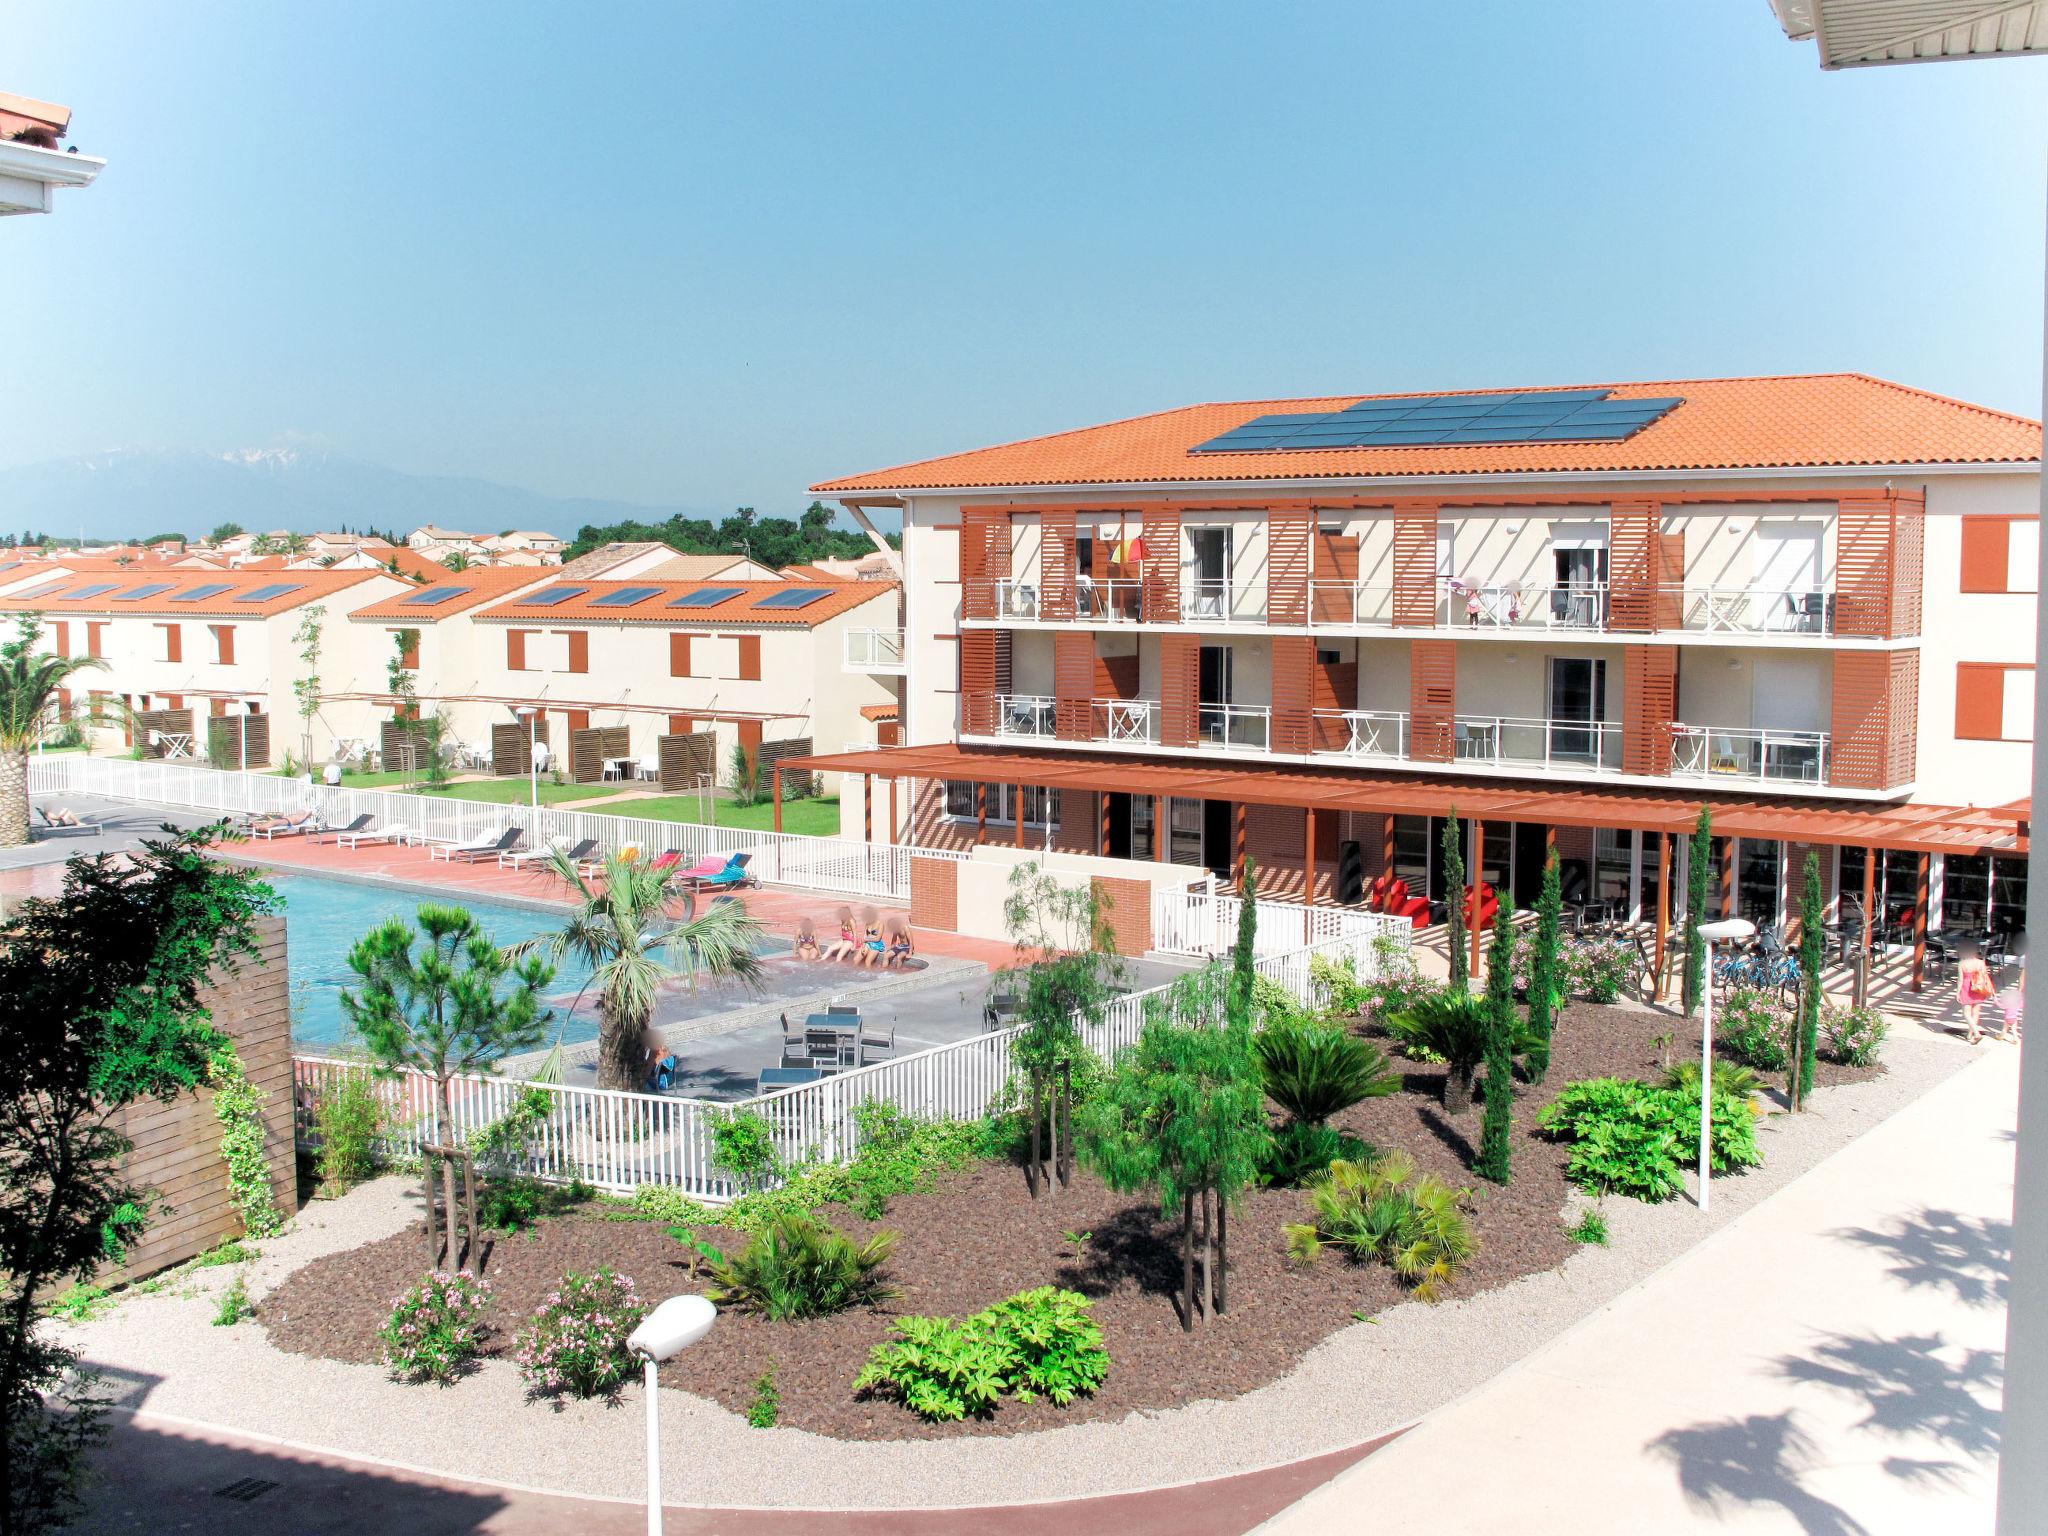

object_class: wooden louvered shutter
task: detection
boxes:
[1886,650,1919,786]
[162,624,181,664]
[1096,652,1139,700]
[506,629,526,671]
[1608,499,1660,632]
[1160,634,1199,747]
[1392,504,1438,626]
[669,632,692,677]
[566,631,589,674]
[1041,509,1077,620]
[1313,654,1357,751]
[1890,492,1924,638]
[1835,494,1892,639]
[737,635,761,680]
[52,621,68,657]
[1270,635,1314,753]
[1142,507,1182,622]
[1654,529,1685,631]
[1959,517,2010,596]
[1312,529,1360,623]
[1054,631,1093,740]
[1409,639,1456,762]
[1267,508,1312,626]
[960,509,1009,620]
[1831,649,1918,789]
[1624,645,1678,776]
[960,630,997,734]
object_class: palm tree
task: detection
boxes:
[517,847,766,1092]
[0,617,108,848]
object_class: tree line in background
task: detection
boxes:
[563,502,899,567]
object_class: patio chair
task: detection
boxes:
[806,1028,854,1071]
[859,1023,895,1060]
[337,822,412,850]
[34,805,103,835]
[317,813,375,844]
[637,752,659,781]
[429,826,513,862]
[827,1003,861,1018]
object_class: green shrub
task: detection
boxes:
[49,1284,111,1323]
[856,1286,1108,1421]
[1720,987,1791,1070]
[1537,1076,1762,1202]
[515,1267,645,1400]
[1566,1209,1610,1246]
[746,1363,780,1428]
[1309,952,1373,1019]
[1386,992,1542,1112]
[1260,1121,1376,1188]
[381,1270,490,1384]
[705,1212,897,1320]
[480,1176,594,1235]
[1659,1059,1763,1100]
[709,1108,782,1192]
[212,1273,252,1326]
[1283,1150,1475,1302]
[192,1239,256,1269]
[316,1070,384,1191]
[1254,1023,1398,1125]
[468,1086,555,1172]
[1821,1003,1889,1067]
[1560,937,1635,1003]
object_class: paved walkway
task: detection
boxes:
[1262,1045,2016,1534]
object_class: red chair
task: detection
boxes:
[1464,881,1500,930]
[1381,877,1432,927]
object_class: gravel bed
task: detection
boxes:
[52,1014,1980,1508]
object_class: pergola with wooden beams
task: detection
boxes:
[779,742,2029,995]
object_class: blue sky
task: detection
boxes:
[6,2,2046,520]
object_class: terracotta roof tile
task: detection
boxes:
[812,373,2043,492]
[474,579,895,627]
[0,568,388,619]
[347,567,559,623]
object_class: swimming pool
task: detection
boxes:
[268,871,784,1051]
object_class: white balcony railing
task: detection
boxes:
[1199,702,1270,752]
[1670,725,1830,785]
[994,578,1040,619]
[1183,580,1267,625]
[1307,582,1399,627]
[1074,577,1144,622]
[992,694,1057,740]
[1311,709,1409,761]
[842,627,905,672]
[1668,587,1834,636]
[1442,580,1609,631]
[1091,697,1159,745]
[1454,715,1623,772]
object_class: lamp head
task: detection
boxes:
[1697,918,1756,943]
[628,1294,716,1363]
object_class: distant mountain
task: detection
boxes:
[0,448,723,543]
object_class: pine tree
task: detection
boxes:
[1526,851,1563,1082]
[1683,808,1713,1017]
[1443,812,1468,993]
[1476,896,1518,1184]
[1794,851,1824,1110]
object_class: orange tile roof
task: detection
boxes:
[348,566,559,623]
[859,702,900,722]
[0,568,388,619]
[474,578,897,627]
[812,373,2044,492]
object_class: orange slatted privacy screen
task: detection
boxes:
[1054,630,1093,740]
[1624,645,1678,776]
[1607,499,1660,632]
[1143,508,1182,622]
[1267,508,1312,626]
[1392,505,1438,627]
[1409,638,1456,761]
[1160,633,1199,748]
[1041,509,1077,621]
[1270,634,1314,754]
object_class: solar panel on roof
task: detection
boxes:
[64,582,120,600]
[667,586,745,608]
[1190,389,1684,453]
[402,585,471,606]
[18,580,71,598]
[521,585,588,607]
[590,585,662,608]
[110,582,177,602]
[233,583,306,603]
[752,587,829,610]
[167,582,235,602]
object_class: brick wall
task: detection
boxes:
[103,916,296,1284]
[1091,876,1153,956]
[909,855,960,932]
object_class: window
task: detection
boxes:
[1956,663,2034,743]
[942,780,1059,827]
[734,635,761,681]
[86,622,106,659]
[212,624,235,665]
[507,629,529,671]
[1960,516,2039,595]
[51,621,68,658]
[562,630,589,674]
[157,623,181,663]
[669,633,694,678]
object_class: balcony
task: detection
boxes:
[843,627,905,673]
[1670,725,1830,786]
[1183,581,1266,626]
[1666,587,1835,637]
[1091,697,1159,745]
[991,694,1057,740]
[1308,583,1398,628]
[991,577,1145,622]
[1454,715,1624,774]
[1311,709,1409,762]
[1441,581,1610,632]
[1199,702,1270,752]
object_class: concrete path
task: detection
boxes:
[1262,1045,2016,1534]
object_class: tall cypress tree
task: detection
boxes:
[1683,807,1713,1017]
[1443,812,1468,993]
[1476,895,1518,1184]
[1795,851,1824,1110]
[1526,852,1563,1082]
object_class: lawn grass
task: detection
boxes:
[422,778,632,808]
[619,794,843,837]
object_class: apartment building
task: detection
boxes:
[0,566,408,762]
[797,373,2039,962]
[461,576,902,787]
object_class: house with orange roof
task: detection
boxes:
[800,372,2040,973]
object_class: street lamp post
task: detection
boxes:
[625,1295,716,1536]
[1693,916,1756,1214]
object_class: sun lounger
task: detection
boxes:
[428,825,509,861]
[317,814,375,843]
[34,806,103,835]
[438,828,522,863]
[337,823,412,850]
[249,809,316,840]
[673,854,727,880]
[684,852,757,891]
[499,834,575,871]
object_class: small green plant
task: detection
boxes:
[705,1212,897,1321]
[1660,1059,1763,1100]
[209,1044,283,1239]
[1566,1208,1610,1246]
[856,1287,1108,1422]
[213,1272,253,1326]
[1537,1077,1762,1202]
[1259,1121,1376,1188]
[1721,987,1790,1070]
[1385,992,1542,1114]
[1254,1022,1399,1125]
[1559,937,1635,1003]
[1060,1230,1092,1249]
[381,1270,491,1384]
[746,1363,781,1428]
[1283,1150,1476,1302]
[1650,1030,1676,1072]
[479,1176,594,1236]
[468,1085,554,1173]
[49,1284,111,1323]
[193,1239,255,1268]
[1821,1003,1889,1068]
[709,1108,782,1193]
[315,1069,385,1191]
[515,1267,646,1399]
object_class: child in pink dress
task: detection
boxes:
[1999,957,2025,1044]
[1956,944,1996,1045]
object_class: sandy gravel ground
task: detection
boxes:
[54,1026,1979,1510]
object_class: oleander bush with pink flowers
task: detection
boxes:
[514,1267,647,1400]
[380,1270,492,1384]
